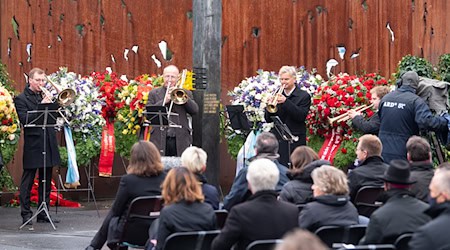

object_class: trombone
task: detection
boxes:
[266,84,285,113]
[328,104,374,124]
[42,76,77,107]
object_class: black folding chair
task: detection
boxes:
[336,244,395,250]
[354,186,384,217]
[163,230,221,250]
[394,233,413,250]
[215,210,228,229]
[315,225,367,248]
[246,239,283,250]
[114,195,163,249]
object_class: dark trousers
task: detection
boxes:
[90,209,113,248]
[165,137,177,156]
[19,167,53,219]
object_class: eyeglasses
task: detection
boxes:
[32,78,46,82]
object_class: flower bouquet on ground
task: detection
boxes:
[307,73,390,168]
[47,67,105,187]
[90,69,128,177]
[115,74,155,158]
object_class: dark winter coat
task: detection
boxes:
[378,86,447,163]
[298,194,359,233]
[14,86,61,169]
[279,159,331,204]
[348,156,388,201]
[147,86,199,156]
[409,202,450,250]
[410,161,434,202]
[195,173,220,210]
[212,190,298,250]
[156,200,217,250]
[360,189,431,244]
[223,154,289,211]
[265,87,311,166]
[351,111,380,135]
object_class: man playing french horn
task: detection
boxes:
[147,65,199,156]
[264,66,311,167]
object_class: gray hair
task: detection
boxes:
[255,132,279,154]
[311,165,349,195]
[279,66,296,78]
[181,146,207,173]
[247,158,279,193]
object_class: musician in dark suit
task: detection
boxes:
[15,68,61,225]
[147,65,199,156]
[264,66,311,167]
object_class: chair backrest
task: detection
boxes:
[337,244,395,250]
[315,225,367,248]
[215,210,228,229]
[163,230,221,250]
[394,233,413,250]
[246,239,283,250]
[120,195,163,247]
[354,186,384,217]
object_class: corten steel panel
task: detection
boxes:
[0,0,193,187]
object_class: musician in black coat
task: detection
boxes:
[14,68,61,225]
[212,159,298,250]
[264,66,311,167]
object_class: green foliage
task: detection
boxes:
[58,131,101,168]
[0,168,17,191]
[114,122,137,159]
[438,54,450,82]
[0,60,17,94]
[219,103,247,160]
[307,133,324,153]
[396,55,435,79]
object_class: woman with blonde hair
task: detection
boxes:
[298,165,358,232]
[181,146,220,209]
[279,146,330,204]
[155,167,216,250]
[86,141,167,250]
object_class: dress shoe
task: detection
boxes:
[85,246,99,250]
[37,216,60,223]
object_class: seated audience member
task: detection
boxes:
[360,160,430,244]
[212,159,298,250]
[223,132,289,210]
[86,141,167,250]
[279,146,330,204]
[348,85,391,135]
[348,134,388,201]
[155,167,216,250]
[406,136,434,202]
[275,229,327,250]
[298,165,359,232]
[409,168,450,249]
[181,146,220,209]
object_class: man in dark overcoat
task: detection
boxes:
[15,68,61,225]
[360,160,430,244]
[264,66,311,167]
[212,158,298,250]
[147,65,198,156]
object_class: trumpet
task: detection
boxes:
[266,84,285,113]
[43,76,77,107]
[168,69,189,105]
[328,104,374,124]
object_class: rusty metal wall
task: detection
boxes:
[1,0,449,193]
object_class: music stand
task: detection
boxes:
[20,103,60,230]
[270,116,299,167]
[143,106,181,155]
[226,105,251,170]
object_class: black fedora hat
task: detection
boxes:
[381,159,416,185]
